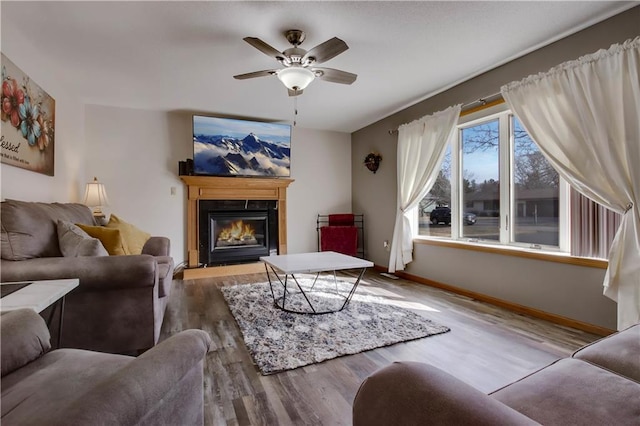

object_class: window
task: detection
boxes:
[418,104,565,252]
[419,146,451,238]
[512,117,560,247]
[417,103,621,260]
[461,119,500,241]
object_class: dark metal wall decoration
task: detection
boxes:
[364,152,382,174]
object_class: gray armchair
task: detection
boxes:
[1,309,211,426]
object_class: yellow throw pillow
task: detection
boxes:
[105,214,151,255]
[76,224,128,256]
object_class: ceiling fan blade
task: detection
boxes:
[313,68,357,85]
[288,88,303,97]
[243,37,285,61]
[302,37,348,64]
[233,70,277,80]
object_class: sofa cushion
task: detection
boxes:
[1,200,95,260]
[572,323,640,383]
[106,214,151,255]
[57,220,109,257]
[76,224,128,256]
[491,358,640,425]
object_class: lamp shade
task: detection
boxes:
[83,177,109,208]
[277,67,315,91]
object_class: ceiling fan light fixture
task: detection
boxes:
[277,67,315,91]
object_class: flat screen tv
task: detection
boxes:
[193,115,291,177]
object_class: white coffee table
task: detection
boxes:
[1,278,79,347]
[260,251,373,314]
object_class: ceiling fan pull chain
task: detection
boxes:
[293,96,298,126]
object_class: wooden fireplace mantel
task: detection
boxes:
[180,176,294,279]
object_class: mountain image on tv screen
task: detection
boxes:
[193,115,291,177]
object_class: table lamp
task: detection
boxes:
[83,177,109,222]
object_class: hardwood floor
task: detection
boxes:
[160,270,601,426]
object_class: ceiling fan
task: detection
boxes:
[233,29,357,97]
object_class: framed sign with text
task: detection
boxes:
[1,53,55,176]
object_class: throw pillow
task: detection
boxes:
[76,224,128,256]
[57,220,109,257]
[105,214,151,255]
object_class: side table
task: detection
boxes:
[1,279,79,348]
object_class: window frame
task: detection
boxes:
[414,102,570,255]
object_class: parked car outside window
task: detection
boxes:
[463,211,477,225]
[430,206,451,225]
[430,207,476,225]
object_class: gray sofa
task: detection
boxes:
[1,308,211,426]
[0,199,174,354]
[353,323,640,425]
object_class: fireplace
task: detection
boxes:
[198,200,278,266]
[180,176,293,278]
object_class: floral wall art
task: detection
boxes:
[1,53,55,176]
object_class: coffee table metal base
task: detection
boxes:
[264,264,367,315]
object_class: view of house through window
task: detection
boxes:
[417,109,560,251]
[512,117,559,246]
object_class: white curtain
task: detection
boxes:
[501,37,640,330]
[388,105,461,273]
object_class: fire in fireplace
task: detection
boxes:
[198,200,278,266]
[214,219,261,249]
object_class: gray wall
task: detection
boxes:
[352,6,639,330]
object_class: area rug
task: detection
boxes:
[221,277,450,375]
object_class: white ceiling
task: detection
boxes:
[2,1,636,133]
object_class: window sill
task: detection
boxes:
[413,237,608,269]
